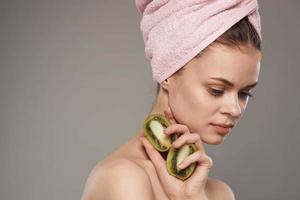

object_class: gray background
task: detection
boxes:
[0,0,299,199]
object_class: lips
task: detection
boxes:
[213,123,234,128]
[210,123,234,135]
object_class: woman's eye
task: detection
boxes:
[238,91,253,99]
[209,88,224,96]
[208,88,254,99]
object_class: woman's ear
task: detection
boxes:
[160,78,170,91]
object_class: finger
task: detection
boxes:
[177,151,201,169]
[164,107,178,124]
[164,124,190,136]
[188,153,213,186]
[177,151,212,170]
[172,133,200,148]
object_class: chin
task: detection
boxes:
[201,134,226,145]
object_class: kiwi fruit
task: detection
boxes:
[143,113,197,181]
[166,144,197,181]
[143,114,176,152]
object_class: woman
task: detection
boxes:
[81,0,262,199]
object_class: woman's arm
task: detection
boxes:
[81,159,154,200]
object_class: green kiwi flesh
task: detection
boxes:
[166,144,197,181]
[143,114,176,152]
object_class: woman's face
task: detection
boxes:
[164,44,261,145]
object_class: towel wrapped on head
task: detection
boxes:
[135,0,261,83]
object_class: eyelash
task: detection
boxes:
[208,88,253,99]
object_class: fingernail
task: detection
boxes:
[178,163,184,169]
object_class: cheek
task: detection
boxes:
[169,87,215,128]
[192,89,214,108]
[187,90,217,129]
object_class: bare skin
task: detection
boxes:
[81,44,261,200]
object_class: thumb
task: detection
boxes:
[140,136,167,172]
[139,136,175,183]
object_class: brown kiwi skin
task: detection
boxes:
[143,114,176,152]
[166,144,197,181]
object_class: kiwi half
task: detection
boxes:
[143,114,176,152]
[143,113,197,181]
[166,144,197,181]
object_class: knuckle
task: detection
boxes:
[192,133,200,140]
[176,124,189,131]
[195,151,202,157]
[178,133,189,143]
[193,151,202,160]
[182,132,190,138]
[182,124,190,132]
[198,153,213,168]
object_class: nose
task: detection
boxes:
[221,94,243,119]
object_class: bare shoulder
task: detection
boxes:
[81,158,154,200]
[206,177,236,200]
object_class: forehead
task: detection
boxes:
[182,45,261,85]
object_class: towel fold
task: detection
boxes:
[135,0,261,83]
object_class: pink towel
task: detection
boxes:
[135,0,261,83]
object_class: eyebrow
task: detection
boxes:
[209,77,258,89]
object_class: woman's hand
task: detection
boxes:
[140,108,213,200]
